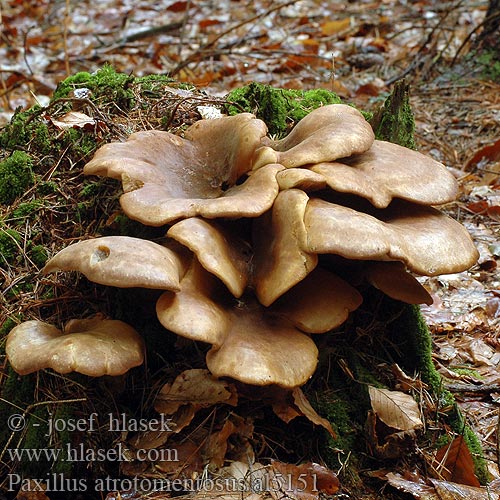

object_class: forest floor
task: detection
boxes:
[1,0,500,499]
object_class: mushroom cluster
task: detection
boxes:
[6,104,478,388]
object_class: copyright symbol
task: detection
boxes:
[8,414,26,432]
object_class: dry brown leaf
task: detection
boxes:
[155,369,238,414]
[391,364,427,392]
[368,386,423,431]
[321,18,351,36]
[386,472,500,500]
[432,436,480,487]
[49,111,96,129]
[292,388,336,437]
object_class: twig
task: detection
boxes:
[118,21,183,45]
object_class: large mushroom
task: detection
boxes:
[6,101,479,391]
[84,113,284,226]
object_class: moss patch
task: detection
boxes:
[0,151,34,205]
[226,82,342,137]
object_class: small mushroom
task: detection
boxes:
[43,236,187,290]
[6,318,144,376]
[252,104,374,170]
[84,114,284,226]
[364,262,433,305]
[304,198,479,276]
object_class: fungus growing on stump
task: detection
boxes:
[6,103,478,390]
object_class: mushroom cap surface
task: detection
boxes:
[252,104,374,170]
[43,236,187,290]
[84,115,281,226]
[156,260,338,388]
[277,140,458,208]
[311,140,458,208]
[271,267,363,333]
[167,217,251,298]
[365,261,433,305]
[6,318,144,376]
[305,198,479,276]
[205,307,318,388]
[253,189,317,306]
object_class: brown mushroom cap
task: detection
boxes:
[84,115,282,226]
[43,236,187,290]
[206,308,318,388]
[6,318,144,376]
[276,140,458,209]
[310,140,458,208]
[156,259,229,346]
[305,198,479,276]
[365,261,433,305]
[167,218,251,298]
[271,267,363,333]
[156,260,320,388]
[252,104,374,170]
[253,189,317,306]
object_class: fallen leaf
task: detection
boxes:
[155,369,238,414]
[292,388,336,437]
[49,111,96,130]
[432,436,480,487]
[321,18,351,36]
[368,387,423,431]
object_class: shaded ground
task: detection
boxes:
[1,0,500,498]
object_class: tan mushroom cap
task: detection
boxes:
[6,318,144,376]
[120,163,284,226]
[43,236,187,290]
[253,189,317,306]
[311,141,458,208]
[276,140,458,208]
[168,218,251,298]
[156,259,229,346]
[252,104,375,170]
[305,198,479,276]
[84,115,281,226]
[365,262,433,305]
[272,267,363,333]
[206,308,318,388]
[157,260,320,388]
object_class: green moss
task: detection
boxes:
[0,106,42,151]
[30,244,48,267]
[450,367,484,380]
[0,151,34,205]
[226,82,342,137]
[62,128,98,161]
[388,303,488,483]
[476,52,500,82]
[370,79,417,150]
[33,123,53,155]
[52,65,134,107]
[37,181,58,196]
[10,200,44,221]
[0,226,22,266]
